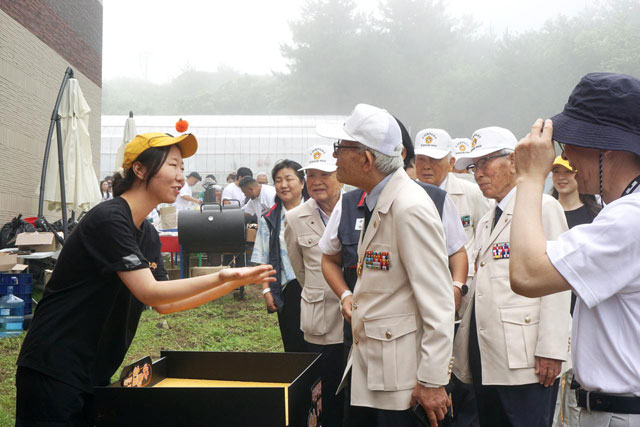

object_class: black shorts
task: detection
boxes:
[15,366,94,427]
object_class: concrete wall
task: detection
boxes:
[0,1,102,224]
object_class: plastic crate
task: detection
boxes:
[0,283,33,295]
[0,273,33,286]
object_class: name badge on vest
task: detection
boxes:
[492,242,510,259]
[355,218,364,231]
[364,250,390,271]
[461,215,471,228]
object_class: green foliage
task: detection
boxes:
[102,0,640,138]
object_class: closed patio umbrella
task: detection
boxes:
[115,111,137,171]
[42,78,101,214]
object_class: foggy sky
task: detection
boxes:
[103,0,595,84]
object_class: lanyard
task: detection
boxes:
[621,175,640,198]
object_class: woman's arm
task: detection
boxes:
[117,265,275,307]
[153,267,277,314]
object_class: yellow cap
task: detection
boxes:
[552,155,575,172]
[122,132,198,169]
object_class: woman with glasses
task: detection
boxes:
[252,159,308,352]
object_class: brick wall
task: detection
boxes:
[0,7,102,224]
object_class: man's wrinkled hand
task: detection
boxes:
[535,356,562,387]
[264,291,278,313]
[341,295,352,323]
[410,384,450,427]
[515,118,556,182]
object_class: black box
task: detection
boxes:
[94,351,322,426]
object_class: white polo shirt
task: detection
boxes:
[221,182,247,207]
[243,184,276,218]
[319,189,466,257]
[547,188,640,396]
[174,184,196,211]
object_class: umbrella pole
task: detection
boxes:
[37,67,74,239]
[55,115,69,239]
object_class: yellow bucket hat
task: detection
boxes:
[552,155,576,172]
[123,132,198,169]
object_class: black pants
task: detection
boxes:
[469,301,559,426]
[276,279,306,352]
[305,342,344,427]
[351,405,421,427]
[15,366,94,427]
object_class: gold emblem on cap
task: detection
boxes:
[313,151,322,160]
[425,135,433,144]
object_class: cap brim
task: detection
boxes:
[453,148,504,170]
[550,112,640,157]
[414,148,450,159]
[299,164,337,173]
[316,123,357,142]
[175,134,198,159]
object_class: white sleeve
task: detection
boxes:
[441,195,467,256]
[546,197,640,308]
[319,200,343,255]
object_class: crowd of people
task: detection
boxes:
[15,72,639,427]
[249,73,639,427]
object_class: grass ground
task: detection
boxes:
[0,285,281,425]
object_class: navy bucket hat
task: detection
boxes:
[550,72,640,157]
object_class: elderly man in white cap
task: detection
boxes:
[451,127,571,427]
[317,104,454,427]
[414,129,492,318]
[284,145,345,427]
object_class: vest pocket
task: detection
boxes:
[363,314,418,391]
[300,287,328,336]
[500,305,540,369]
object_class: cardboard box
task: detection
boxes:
[159,206,177,230]
[189,266,228,278]
[43,269,53,286]
[94,351,321,427]
[15,232,58,252]
[246,225,257,243]
[0,253,27,272]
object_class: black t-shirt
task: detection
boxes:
[564,205,598,229]
[17,197,167,392]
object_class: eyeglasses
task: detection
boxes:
[466,153,510,174]
[333,141,361,155]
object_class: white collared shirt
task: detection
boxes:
[547,187,640,396]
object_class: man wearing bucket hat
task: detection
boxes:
[414,128,492,318]
[511,72,640,426]
[451,126,571,427]
[316,104,454,427]
[284,145,345,426]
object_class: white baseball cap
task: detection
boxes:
[451,138,472,156]
[316,103,402,157]
[454,127,517,170]
[299,145,337,172]
[414,128,452,159]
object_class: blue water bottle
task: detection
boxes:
[0,278,25,337]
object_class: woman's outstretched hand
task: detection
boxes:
[219,265,277,288]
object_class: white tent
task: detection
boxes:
[43,78,101,212]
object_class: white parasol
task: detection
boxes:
[42,78,101,212]
[115,112,137,171]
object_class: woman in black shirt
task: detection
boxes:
[16,133,275,426]
[551,155,601,228]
